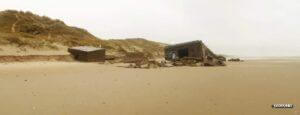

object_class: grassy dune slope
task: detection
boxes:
[0,10,165,57]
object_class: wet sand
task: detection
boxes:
[0,60,300,115]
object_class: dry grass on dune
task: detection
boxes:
[0,10,166,57]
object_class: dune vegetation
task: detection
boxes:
[0,10,165,57]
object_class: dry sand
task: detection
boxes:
[0,60,300,115]
[0,45,69,56]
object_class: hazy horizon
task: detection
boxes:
[1,0,300,57]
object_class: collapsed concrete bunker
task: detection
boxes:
[164,40,225,66]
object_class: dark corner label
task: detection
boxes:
[272,104,294,109]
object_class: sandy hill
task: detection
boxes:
[0,10,165,57]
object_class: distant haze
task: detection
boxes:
[1,0,300,57]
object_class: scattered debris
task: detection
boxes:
[123,40,230,69]
[122,52,148,68]
[228,58,244,62]
[216,55,226,62]
[125,58,170,69]
[105,55,116,61]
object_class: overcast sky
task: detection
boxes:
[1,0,300,57]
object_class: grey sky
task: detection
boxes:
[1,0,300,57]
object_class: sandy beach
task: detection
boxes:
[0,60,300,115]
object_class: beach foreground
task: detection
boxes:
[0,60,299,115]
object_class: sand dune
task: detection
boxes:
[0,60,299,115]
[0,45,69,56]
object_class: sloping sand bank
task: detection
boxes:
[0,60,299,115]
[0,55,73,62]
